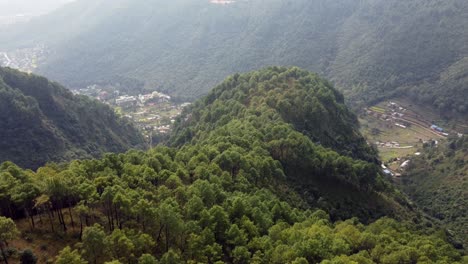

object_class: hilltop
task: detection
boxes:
[0,67,145,169]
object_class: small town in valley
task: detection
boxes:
[73,84,191,145]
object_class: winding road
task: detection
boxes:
[1,52,12,67]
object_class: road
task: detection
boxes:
[393,117,445,138]
[381,146,414,149]
[1,52,11,67]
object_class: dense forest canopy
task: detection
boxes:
[0,68,465,263]
[1,0,467,115]
[0,67,144,169]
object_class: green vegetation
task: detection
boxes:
[401,136,467,252]
[0,67,145,169]
[1,0,467,116]
[0,216,19,264]
[0,67,464,263]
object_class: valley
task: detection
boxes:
[360,99,467,251]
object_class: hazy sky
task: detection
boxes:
[0,0,76,16]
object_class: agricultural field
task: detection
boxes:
[359,99,464,164]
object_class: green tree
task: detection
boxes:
[82,224,107,264]
[209,205,230,243]
[55,246,87,264]
[0,216,19,264]
[226,224,247,247]
[159,249,181,264]
[138,254,157,264]
[156,199,183,252]
[231,246,251,264]
[105,229,135,262]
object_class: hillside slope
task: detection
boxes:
[401,136,467,251]
[0,67,144,169]
[1,0,466,115]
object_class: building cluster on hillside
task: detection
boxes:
[155,125,171,134]
[113,91,171,108]
[0,45,46,72]
[75,84,173,109]
[139,91,171,104]
[430,124,449,136]
[73,84,115,98]
[0,14,34,25]
[116,95,138,108]
[375,141,401,148]
[366,102,407,122]
[75,83,194,142]
[382,156,419,178]
[210,0,236,4]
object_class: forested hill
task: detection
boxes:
[0,67,144,169]
[1,0,467,115]
[171,67,404,221]
[0,68,464,263]
[171,67,377,163]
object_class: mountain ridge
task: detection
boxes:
[0,66,145,169]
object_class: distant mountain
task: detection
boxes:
[0,67,144,169]
[1,0,466,115]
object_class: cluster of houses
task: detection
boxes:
[115,91,171,108]
[155,125,171,134]
[382,157,417,178]
[0,45,46,73]
[365,102,410,129]
[76,85,173,109]
[210,0,236,4]
[375,141,402,148]
[430,124,449,136]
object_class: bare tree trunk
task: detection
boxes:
[29,209,35,229]
[59,209,67,232]
[47,208,55,232]
[165,226,169,252]
[79,216,83,241]
[38,211,43,224]
[68,206,75,229]
[0,242,9,264]
[156,225,164,244]
[24,209,33,231]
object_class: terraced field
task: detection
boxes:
[360,99,464,163]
